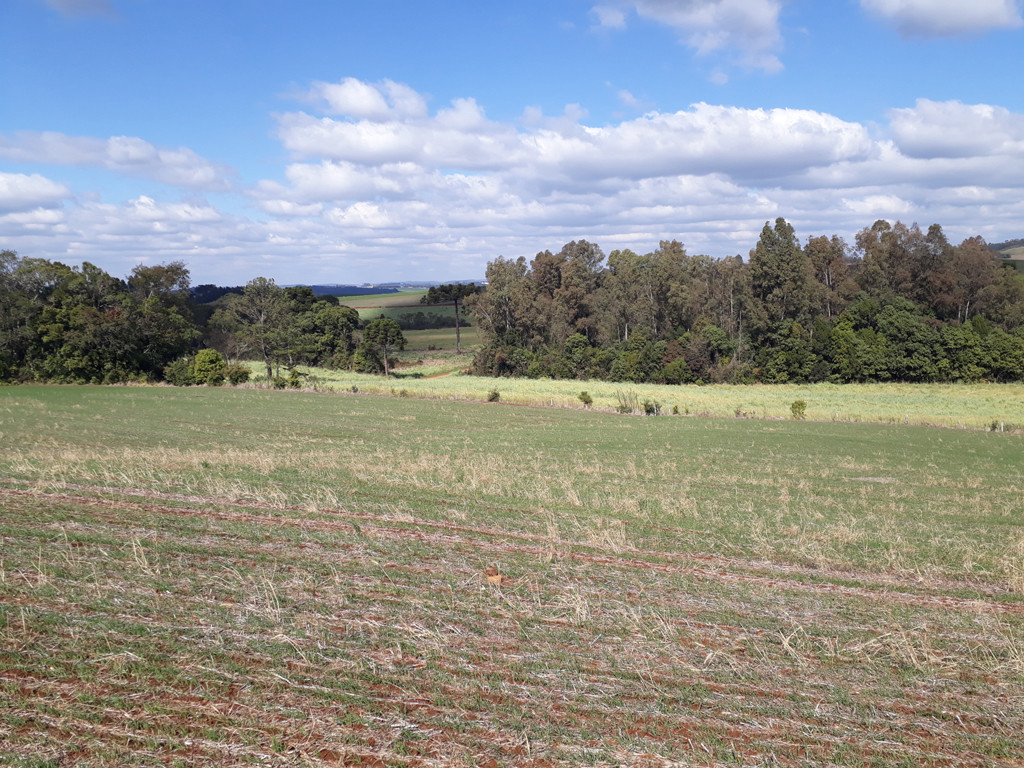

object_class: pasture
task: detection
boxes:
[1,385,1022,767]
[291,364,1024,432]
[337,291,463,328]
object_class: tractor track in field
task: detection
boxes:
[2,483,1020,616]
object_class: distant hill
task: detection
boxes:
[988,238,1024,252]
[309,285,399,297]
[309,280,483,296]
[990,239,1024,273]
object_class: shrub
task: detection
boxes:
[225,364,250,385]
[487,388,500,402]
[578,391,593,407]
[271,376,287,389]
[193,349,226,386]
[642,398,661,416]
[791,400,807,419]
[287,368,303,388]
[163,358,193,387]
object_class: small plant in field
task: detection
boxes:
[578,391,593,408]
[350,384,359,393]
[287,368,304,388]
[615,389,639,414]
[487,388,500,402]
[672,404,679,415]
[642,398,660,416]
[791,400,807,419]
[271,376,287,389]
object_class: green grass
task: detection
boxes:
[336,290,466,327]
[1,384,1022,767]
[401,326,481,351]
[271,363,1024,431]
[335,290,429,307]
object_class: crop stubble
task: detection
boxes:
[0,385,1022,767]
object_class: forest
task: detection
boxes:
[467,219,1024,384]
[2,217,1023,386]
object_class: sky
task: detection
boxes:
[2,0,1023,285]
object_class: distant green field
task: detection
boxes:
[273,364,1024,431]
[337,290,466,326]
[335,290,428,308]
[999,246,1024,272]
[401,325,482,351]
[0,385,1021,766]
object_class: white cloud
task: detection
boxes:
[888,99,1024,158]
[860,0,1023,37]
[0,172,70,213]
[8,77,1024,284]
[307,78,429,120]
[595,0,785,72]
[0,131,234,191]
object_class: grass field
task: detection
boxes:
[1,385,1022,766]
[401,327,482,353]
[337,291,464,327]
[285,364,1024,432]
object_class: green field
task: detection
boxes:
[1,385,1022,766]
[400,326,482,352]
[336,291,465,327]
[282,364,1024,431]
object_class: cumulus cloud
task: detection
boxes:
[306,78,429,120]
[594,0,785,72]
[860,0,1023,37]
[275,81,872,191]
[0,131,234,191]
[888,99,1024,158]
[8,77,1024,283]
[0,172,70,213]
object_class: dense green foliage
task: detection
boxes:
[5,217,1024,386]
[357,317,406,376]
[0,252,197,383]
[0,253,361,384]
[468,219,1024,383]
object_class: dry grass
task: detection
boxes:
[1,385,1022,767]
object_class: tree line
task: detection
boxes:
[0,251,407,384]
[466,219,1024,384]
[3,216,1024,387]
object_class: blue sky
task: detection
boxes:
[2,0,1023,285]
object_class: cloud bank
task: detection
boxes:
[3,80,1023,283]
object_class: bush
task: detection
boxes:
[225,364,250,385]
[271,376,287,389]
[487,388,500,402]
[642,398,661,416]
[193,349,226,386]
[578,391,593,407]
[287,368,303,388]
[163,358,193,387]
[791,400,807,419]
